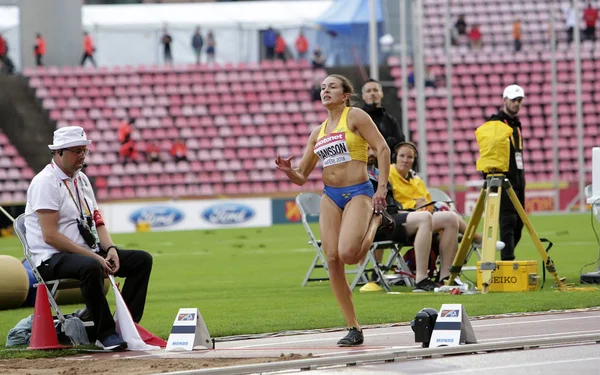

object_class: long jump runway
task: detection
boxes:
[77,309,600,374]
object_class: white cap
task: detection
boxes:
[503,84,525,100]
[48,126,92,150]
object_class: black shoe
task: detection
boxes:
[337,327,364,347]
[439,276,460,286]
[74,307,92,322]
[377,209,396,234]
[413,278,438,292]
[96,333,127,351]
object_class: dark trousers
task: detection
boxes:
[265,46,275,60]
[585,26,596,41]
[81,52,96,67]
[164,48,172,65]
[37,249,153,341]
[36,54,43,66]
[499,185,525,261]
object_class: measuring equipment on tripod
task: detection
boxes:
[445,120,566,293]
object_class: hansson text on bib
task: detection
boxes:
[314,132,352,167]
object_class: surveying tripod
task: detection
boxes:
[446,173,566,293]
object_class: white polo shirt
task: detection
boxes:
[25,161,100,267]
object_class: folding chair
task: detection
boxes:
[15,213,80,327]
[349,239,415,292]
[296,193,414,291]
[297,192,330,286]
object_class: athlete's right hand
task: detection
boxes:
[275,155,294,172]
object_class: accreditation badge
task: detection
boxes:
[515,152,524,170]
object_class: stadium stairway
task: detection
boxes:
[0,75,54,173]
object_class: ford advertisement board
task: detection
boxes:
[129,206,184,228]
[201,203,255,225]
[101,198,272,233]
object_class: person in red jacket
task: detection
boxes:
[0,34,7,58]
[295,30,308,60]
[584,1,599,41]
[34,33,46,66]
[170,138,188,163]
[119,139,138,165]
[468,24,482,49]
[145,142,161,163]
[118,118,134,145]
[81,31,96,67]
[274,32,287,62]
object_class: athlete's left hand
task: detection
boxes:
[372,187,387,214]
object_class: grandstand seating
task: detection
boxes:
[0,130,35,204]
[390,1,598,188]
[422,0,586,54]
[12,0,595,201]
[23,60,328,200]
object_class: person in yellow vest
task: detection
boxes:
[388,143,505,282]
[276,74,393,347]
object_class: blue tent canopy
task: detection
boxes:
[315,0,384,66]
[316,0,383,34]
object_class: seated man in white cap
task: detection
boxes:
[483,84,526,262]
[24,126,153,351]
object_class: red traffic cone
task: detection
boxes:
[135,322,167,347]
[28,284,70,350]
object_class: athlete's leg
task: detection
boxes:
[319,195,358,328]
[337,195,382,265]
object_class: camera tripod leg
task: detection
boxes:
[504,183,567,290]
[447,185,487,285]
[479,178,504,294]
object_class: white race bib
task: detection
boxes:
[314,132,352,168]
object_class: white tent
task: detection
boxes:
[0,1,331,69]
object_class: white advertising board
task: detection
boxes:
[100,198,272,234]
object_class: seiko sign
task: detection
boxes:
[492,276,518,284]
[201,204,255,225]
[129,206,185,227]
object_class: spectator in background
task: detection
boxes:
[311,46,325,68]
[118,118,134,145]
[206,31,216,63]
[407,71,415,88]
[170,138,188,163]
[468,24,482,49]
[361,78,405,161]
[263,27,276,60]
[564,2,577,44]
[310,76,322,102]
[455,14,467,36]
[584,1,599,41]
[274,32,287,61]
[34,33,46,67]
[161,28,173,65]
[145,142,161,163]
[0,34,14,75]
[119,139,138,165]
[424,67,437,88]
[81,32,96,67]
[513,20,522,52]
[191,27,204,65]
[295,30,308,60]
[0,34,6,59]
